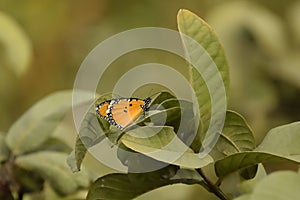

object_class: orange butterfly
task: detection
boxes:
[96,97,151,129]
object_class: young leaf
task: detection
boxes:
[121,126,213,168]
[15,151,90,195]
[87,166,203,200]
[177,9,229,144]
[5,90,87,155]
[215,122,300,178]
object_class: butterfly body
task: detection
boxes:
[96,97,151,129]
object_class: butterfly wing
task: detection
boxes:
[96,101,111,118]
[96,97,151,129]
[109,98,146,128]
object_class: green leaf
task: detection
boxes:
[87,166,202,200]
[215,152,298,178]
[239,164,258,180]
[5,90,86,155]
[117,142,166,173]
[74,136,88,171]
[170,168,203,184]
[234,171,300,200]
[15,151,90,195]
[139,107,180,127]
[68,112,109,172]
[217,111,257,179]
[215,122,300,178]
[150,91,176,106]
[0,11,32,76]
[35,137,72,153]
[0,133,9,162]
[177,9,229,143]
[67,137,87,172]
[139,98,202,153]
[217,111,255,155]
[255,122,300,155]
[238,164,267,194]
[121,126,213,168]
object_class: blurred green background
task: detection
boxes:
[1,0,300,199]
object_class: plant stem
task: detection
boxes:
[196,168,229,200]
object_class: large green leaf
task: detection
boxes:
[177,9,229,144]
[15,151,90,195]
[87,166,203,200]
[5,90,87,155]
[215,122,300,178]
[121,126,213,168]
[0,11,32,76]
[234,171,300,200]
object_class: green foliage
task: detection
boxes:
[15,151,89,195]
[77,9,300,200]
[87,166,204,200]
[55,8,299,200]
[121,126,213,168]
[0,91,91,199]
[216,111,256,156]
[215,122,300,178]
[177,9,230,142]
[216,110,257,179]
[235,170,300,200]
[5,91,79,155]
[1,3,299,200]
[206,1,300,139]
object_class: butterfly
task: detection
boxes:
[96,97,151,130]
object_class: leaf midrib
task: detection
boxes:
[220,132,241,152]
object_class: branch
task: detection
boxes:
[196,168,230,200]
